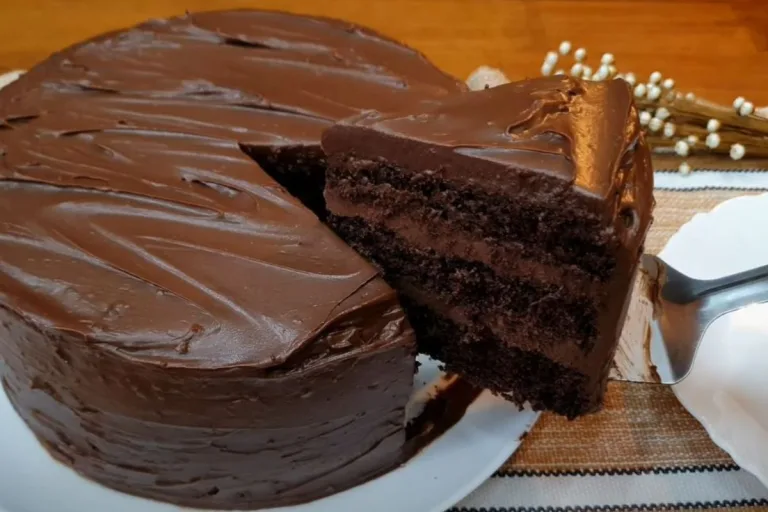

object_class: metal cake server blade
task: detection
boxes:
[611,255,768,384]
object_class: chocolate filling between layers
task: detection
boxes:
[325,157,618,279]
[400,297,597,419]
[328,215,601,359]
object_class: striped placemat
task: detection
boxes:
[453,183,768,511]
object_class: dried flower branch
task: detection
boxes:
[466,45,768,175]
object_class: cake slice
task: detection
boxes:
[322,75,654,418]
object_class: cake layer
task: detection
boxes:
[325,167,604,294]
[0,9,464,509]
[400,297,601,419]
[240,145,329,219]
[325,157,617,278]
[329,215,602,372]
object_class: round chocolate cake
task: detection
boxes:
[0,9,464,509]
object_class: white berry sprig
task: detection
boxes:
[466,45,768,169]
[532,43,768,166]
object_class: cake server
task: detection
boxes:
[611,254,768,384]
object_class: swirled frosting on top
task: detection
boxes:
[0,9,465,369]
[325,75,653,230]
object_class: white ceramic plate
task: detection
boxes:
[0,356,539,512]
[656,192,768,488]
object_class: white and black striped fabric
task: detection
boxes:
[453,465,768,511]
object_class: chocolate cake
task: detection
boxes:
[0,10,465,509]
[322,76,654,418]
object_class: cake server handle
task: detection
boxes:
[612,259,768,384]
[651,260,768,385]
[688,263,768,296]
[684,264,768,320]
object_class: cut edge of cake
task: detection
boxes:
[321,75,654,418]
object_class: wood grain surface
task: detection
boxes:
[0,0,766,108]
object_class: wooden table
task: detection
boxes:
[1,0,767,108]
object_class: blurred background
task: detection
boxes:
[1,0,766,106]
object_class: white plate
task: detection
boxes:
[657,192,768,488]
[0,355,539,512]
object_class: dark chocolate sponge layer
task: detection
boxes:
[0,9,464,509]
[323,76,654,417]
[327,158,617,278]
[402,299,594,419]
[329,216,600,356]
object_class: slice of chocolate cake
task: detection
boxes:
[322,76,654,418]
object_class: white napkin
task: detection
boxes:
[454,467,768,510]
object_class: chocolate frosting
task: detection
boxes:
[324,75,653,233]
[0,9,464,509]
[0,9,462,368]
